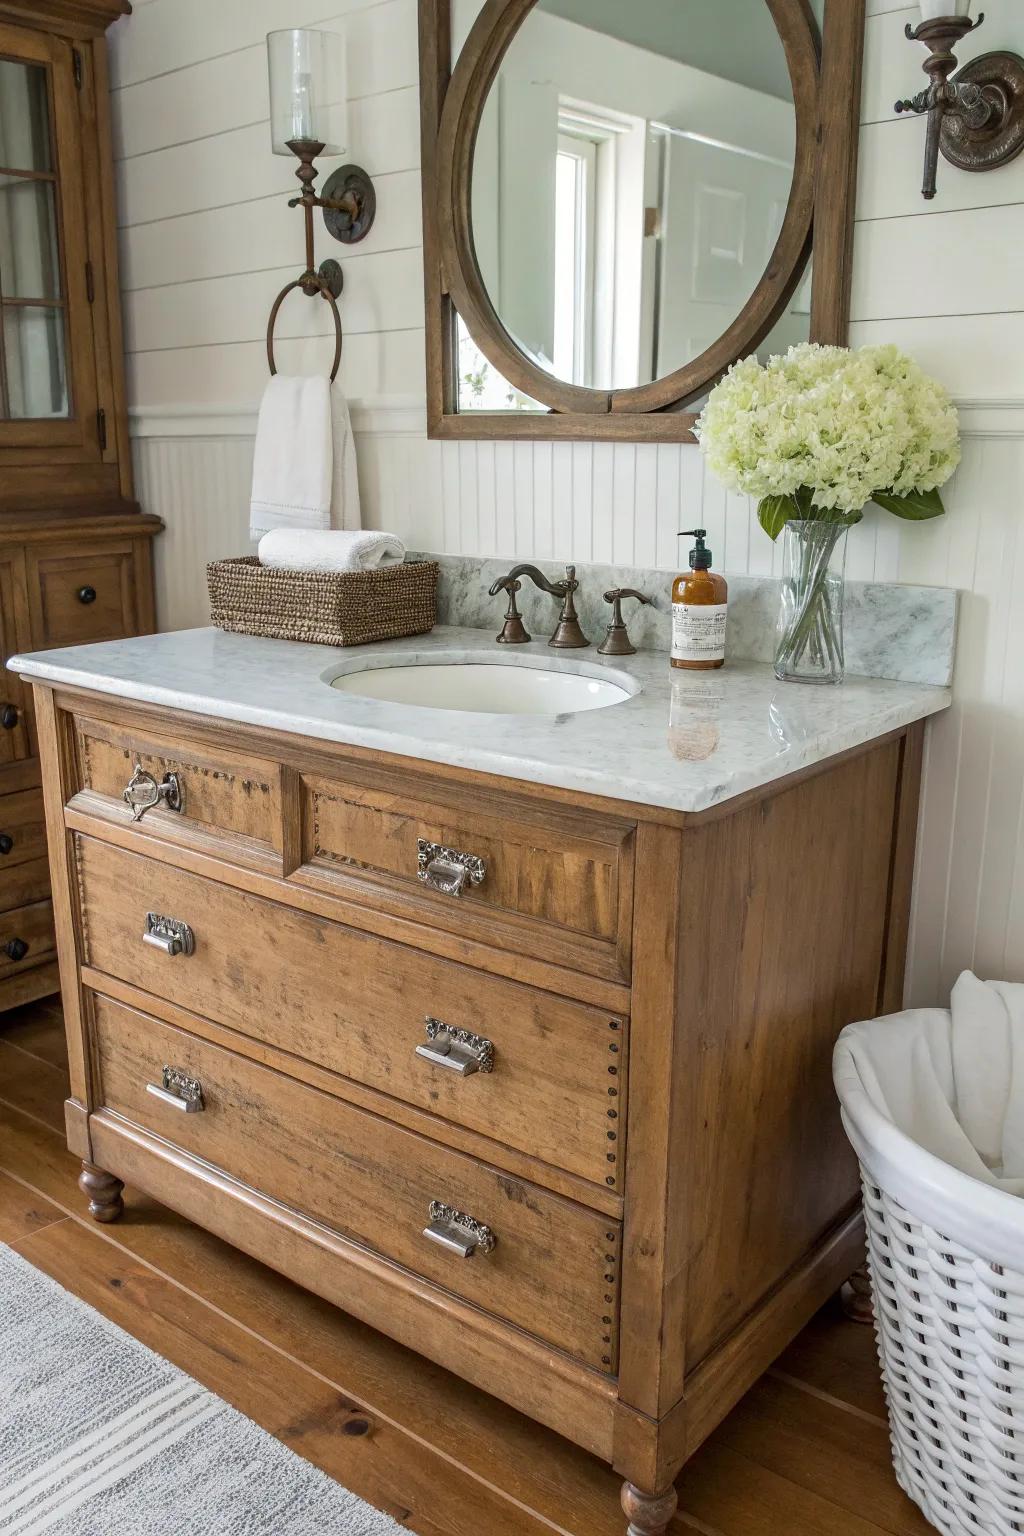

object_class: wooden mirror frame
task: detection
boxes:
[419,0,865,441]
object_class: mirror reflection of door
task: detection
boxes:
[458,0,815,413]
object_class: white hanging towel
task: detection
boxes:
[329,383,362,532]
[249,374,333,540]
[249,376,362,540]
[257,529,405,573]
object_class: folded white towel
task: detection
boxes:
[249,376,362,540]
[257,529,406,573]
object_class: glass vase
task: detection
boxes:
[774,520,849,684]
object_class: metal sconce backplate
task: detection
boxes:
[318,258,344,299]
[322,164,377,243]
[943,52,1024,174]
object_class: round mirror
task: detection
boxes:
[440,0,819,417]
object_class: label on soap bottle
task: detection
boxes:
[671,602,727,663]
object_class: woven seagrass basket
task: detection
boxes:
[207,556,438,647]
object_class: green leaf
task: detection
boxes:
[758,495,794,541]
[872,487,946,522]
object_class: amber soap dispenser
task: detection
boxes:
[671,528,728,670]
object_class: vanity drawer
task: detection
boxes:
[75,836,628,1191]
[73,716,282,856]
[91,993,621,1373]
[303,770,634,975]
[0,898,55,977]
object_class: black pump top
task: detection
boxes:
[680,528,712,571]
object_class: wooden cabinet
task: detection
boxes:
[29,682,925,1534]
[0,1,161,1011]
[26,541,142,647]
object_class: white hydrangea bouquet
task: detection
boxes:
[695,342,961,682]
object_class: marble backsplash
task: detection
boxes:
[413,553,959,688]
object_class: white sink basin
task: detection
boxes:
[327,656,636,715]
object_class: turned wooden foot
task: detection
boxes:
[621,1481,678,1536]
[79,1160,124,1224]
[840,1263,874,1324]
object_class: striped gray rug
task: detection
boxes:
[0,1244,403,1534]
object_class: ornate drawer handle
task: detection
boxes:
[123,761,184,823]
[416,1018,494,1076]
[142,912,195,956]
[416,839,486,898]
[4,938,28,962]
[146,1065,204,1113]
[1,703,19,730]
[423,1201,496,1258]
[77,585,97,605]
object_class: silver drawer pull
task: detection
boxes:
[416,1018,494,1076]
[146,1065,204,1113]
[142,912,195,957]
[417,839,486,898]
[423,1200,496,1258]
[123,761,184,823]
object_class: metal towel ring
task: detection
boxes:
[266,273,342,383]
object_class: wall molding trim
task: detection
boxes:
[128,397,429,439]
[129,396,1024,441]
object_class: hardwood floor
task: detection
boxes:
[0,999,932,1536]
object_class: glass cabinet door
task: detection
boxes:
[0,56,68,418]
[0,25,98,454]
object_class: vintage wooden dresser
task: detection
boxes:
[20,665,927,1535]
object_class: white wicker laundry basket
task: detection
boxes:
[835,1009,1024,1536]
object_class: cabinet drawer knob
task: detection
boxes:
[123,761,184,822]
[4,937,28,962]
[416,839,486,898]
[0,834,13,855]
[416,1018,494,1075]
[77,585,97,605]
[423,1201,496,1258]
[1,703,18,730]
[146,1065,204,1113]
[142,912,195,956]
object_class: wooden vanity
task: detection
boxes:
[20,650,930,1535]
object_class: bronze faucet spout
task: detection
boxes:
[489,563,564,599]
[488,563,589,648]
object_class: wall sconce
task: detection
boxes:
[266,27,376,306]
[895,2,1024,199]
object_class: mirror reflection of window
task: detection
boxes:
[459,0,814,408]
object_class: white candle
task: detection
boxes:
[291,71,314,141]
[919,0,971,17]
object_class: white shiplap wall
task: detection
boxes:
[112,0,1024,1007]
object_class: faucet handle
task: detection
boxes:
[549,564,588,649]
[599,588,652,657]
[490,576,531,645]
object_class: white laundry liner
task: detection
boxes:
[835,1004,1024,1536]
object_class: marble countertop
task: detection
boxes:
[9,625,951,816]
